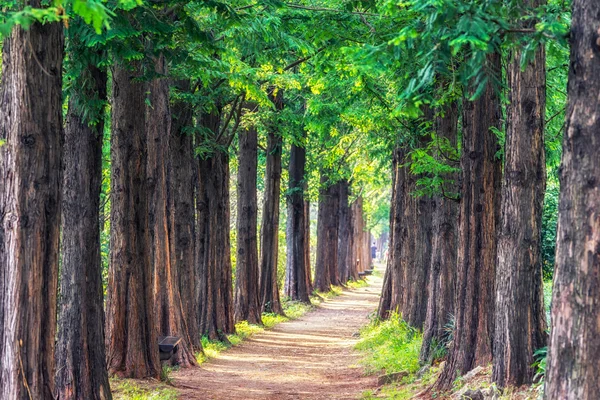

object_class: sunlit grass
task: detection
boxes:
[111,379,178,400]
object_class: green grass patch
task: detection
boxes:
[346,278,369,289]
[313,285,343,300]
[355,312,422,375]
[111,379,178,400]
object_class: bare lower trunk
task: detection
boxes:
[235,120,263,325]
[0,13,63,399]
[493,5,547,386]
[285,143,311,302]
[437,54,502,390]
[544,1,600,397]
[304,200,313,294]
[55,61,112,399]
[105,63,160,378]
[337,180,352,283]
[315,176,339,292]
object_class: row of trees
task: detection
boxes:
[0,1,386,399]
[377,0,600,398]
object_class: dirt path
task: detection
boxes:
[173,273,383,399]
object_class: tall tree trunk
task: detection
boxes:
[285,143,311,302]
[544,1,600,397]
[420,100,459,364]
[147,57,196,366]
[315,176,339,292]
[493,2,547,386]
[55,60,112,399]
[0,13,63,399]
[105,63,160,378]
[197,110,235,340]
[437,54,502,389]
[170,81,201,352]
[337,180,352,284]
[304,200,313,294]
[260,112,284,314]
[235,115,263,325]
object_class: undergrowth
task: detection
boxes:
[111,379,178,400]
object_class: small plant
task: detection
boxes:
[160,365,177,385]
[532,346,548,385]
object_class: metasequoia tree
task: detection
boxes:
[105,63,160,378]
[544,0,600,397]
[260,90,285,315]
[0,8,63,398]
[314,175,340,291]
[235,106,263,325]
[437,54,502,389]
[337,180,352,283]
[493,0,547,386]
[55,40,112,398]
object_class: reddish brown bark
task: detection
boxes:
[315,175,340,292]
[105,63,160,378]
[544,1,600,397]
[0,12,63,399]
[304,200,313,294]
[437,54,502,390]
[337,180,352,283]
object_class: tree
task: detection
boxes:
[437,54,502,389]
[544,0,600,397]
[260,90,285,315]
[337,180,352,283]
[55,37,112,398]
[235,105,263,325]
[314,175,340,291]
[0,11,63,399]
[493,0,547,386]
[105,62,160,378]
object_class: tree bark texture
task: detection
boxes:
[105,64,160,379]
[55,62,112,399]
[437,54,502,390]
[259,122,284,314]
[147,57,196,367]
[169,81,201,352]
[0,13,63,399]
[544,1,600,397]
[420,100,459,364]
[315,176,340,292]
[493,3,547,386]
[197,111,235,340]
[235,119,263,325]
[284,143,311,302]
[337,180,352,283]
[304,200,313,294]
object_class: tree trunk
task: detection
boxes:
[105,63,160,379]
[304,200,313,294]
[235,115,263,325]
[259,97,284,314]
[315,176,339,292]
[170,81,201,352]
[284,143,311,302]
[55,60,112,399]
[337,180,352,284]
[544,1,600,397]
[420,100,459,364]
[0,13,63,399]
[437,54,502,390]
[197,111,235,340]
[493,3,547,386]
[147,57,197,367]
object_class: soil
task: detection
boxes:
[172,273,383,399]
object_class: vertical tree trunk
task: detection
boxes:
[260,90,284,315]
[493,2,547,386]
[0,13,63,399]
[235,116,263,325]
[105,63,160,378]
[315,176,339,292]
[304,200,313,294]
[147,57,196,366]
[55,60,112,399]
[420,100,459,364]
[197,110,236,340]
[170,81,201,352]
[437,54,502,390]
[544,1,600,397]
[284,143,311,302]
[337,180,352,284]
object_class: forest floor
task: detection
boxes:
[172,274,383,399]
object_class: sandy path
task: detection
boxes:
[173,274,382,399]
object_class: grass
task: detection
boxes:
[111,379,178,400]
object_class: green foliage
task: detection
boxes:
[355,312,422,375]
[532,346,548,385]
[111,379,178,400]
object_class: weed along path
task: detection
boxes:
[173,274,383,399]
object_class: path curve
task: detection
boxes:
[173,274,382,399]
